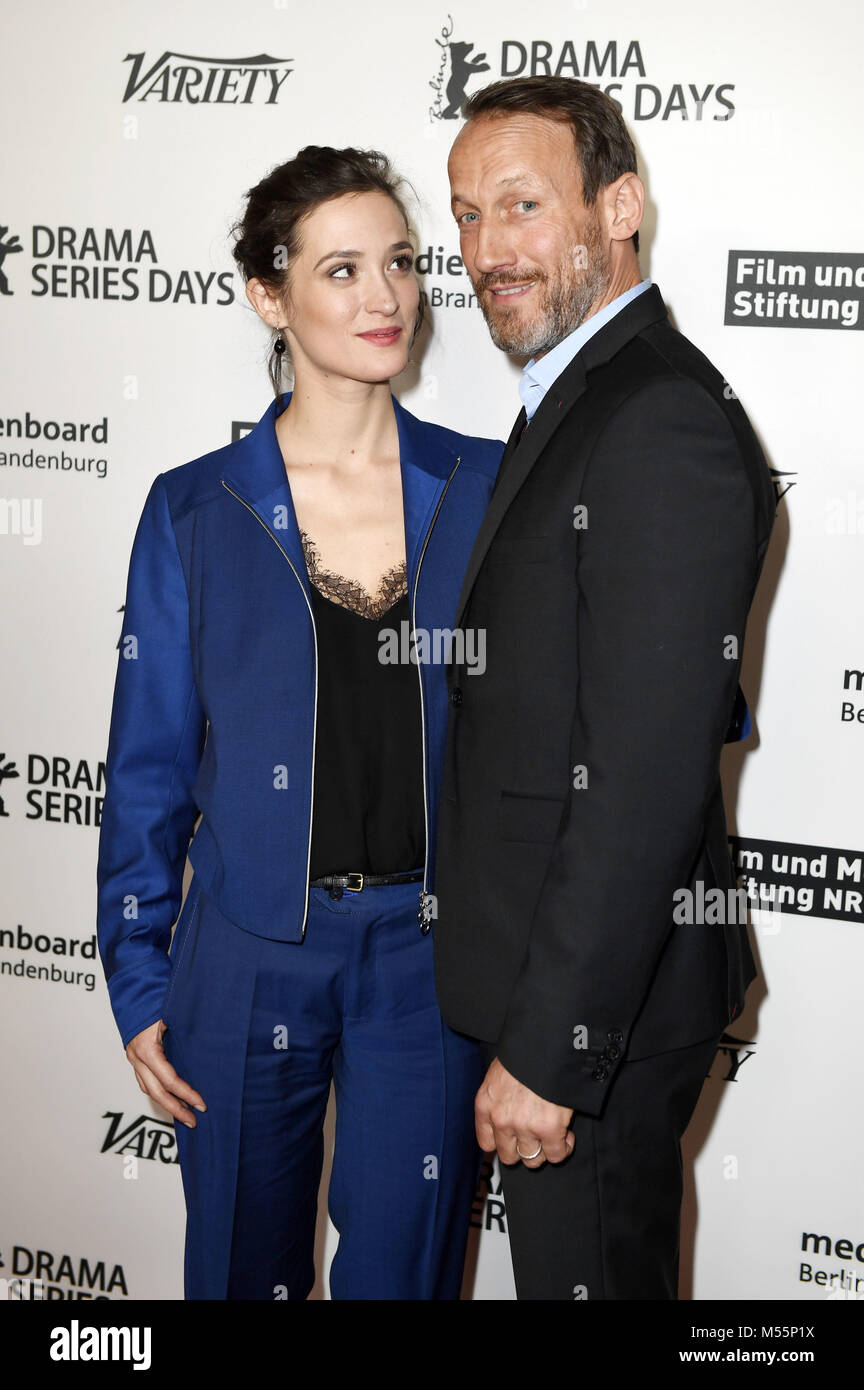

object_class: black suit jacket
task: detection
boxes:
[432,284,776,1117]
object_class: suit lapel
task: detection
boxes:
[454,284,670,628]
[491,404,528,491]
[454,360,588,628]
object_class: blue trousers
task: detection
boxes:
[162,878,485,1300]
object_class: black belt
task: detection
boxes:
[309,870,424,892]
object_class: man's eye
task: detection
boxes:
[457,212,479,226]
[516,200,538,212]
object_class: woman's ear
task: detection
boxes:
[245,276,286,330]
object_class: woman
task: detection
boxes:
[96,145,503,1301]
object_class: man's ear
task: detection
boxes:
[602,172,644,243]
[245,276,286,329]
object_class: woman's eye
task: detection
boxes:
[329,262,356,279]
[391,253,415,271]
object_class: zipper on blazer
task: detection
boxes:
[220,477,318,939]
[412,456,461,930]
[221,459,460,939]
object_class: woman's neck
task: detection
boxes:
[275,374,399,467]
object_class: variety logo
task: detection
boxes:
[428,16,736,123]
[706,1031,756,1084]
[770,467,796,505]
[101,1111,179,1165]
[122,50,294,105]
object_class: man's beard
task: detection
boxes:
[476,219,610,357]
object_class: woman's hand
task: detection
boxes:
[125,1020,207,1128]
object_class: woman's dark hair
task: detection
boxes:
[462,77,640,254]
[231,146,425,397]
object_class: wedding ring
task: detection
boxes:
[515,1139,543,1160]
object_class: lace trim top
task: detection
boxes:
[298,528,407,619]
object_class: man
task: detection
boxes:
[433,77,775,1300]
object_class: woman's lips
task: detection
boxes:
[357,327,403,342]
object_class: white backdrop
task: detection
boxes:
[1,0,862,1303]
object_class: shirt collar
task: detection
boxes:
[519,278,653,420]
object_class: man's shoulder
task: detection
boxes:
[637,318,736,400]
[589,317,753,440]
[582,317,774,524]
[605,319,729,405]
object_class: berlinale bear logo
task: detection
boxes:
[0,225,23,295]
[429,16,489,122]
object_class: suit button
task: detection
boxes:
[603,1045,620,1061]
[592,1065,609,1082]
[607,1029,623,1044]
[450,687,463,707]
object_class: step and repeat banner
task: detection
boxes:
[1,0,861,1303]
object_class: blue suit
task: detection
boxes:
[96,391,503,1298]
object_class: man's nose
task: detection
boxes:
[471,220,517,276]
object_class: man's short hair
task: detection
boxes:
[462,76,640,253]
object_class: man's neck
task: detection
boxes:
[590,262,644,316]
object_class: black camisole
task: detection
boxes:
[302,539,426,879]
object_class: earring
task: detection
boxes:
[273,334,286,355]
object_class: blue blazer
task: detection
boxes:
[96,391,502,1049]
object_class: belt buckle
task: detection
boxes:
[345,872,364,892]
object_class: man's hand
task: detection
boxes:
[126,1020,206,1128]
[476,1057,575,1168]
